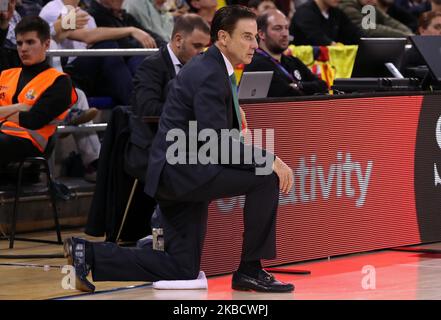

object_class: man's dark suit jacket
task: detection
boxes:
[290,0,363,45]
[145,45,269,199]
[243,50,328,97]
[132,45,176,117]
[124,46,176,181]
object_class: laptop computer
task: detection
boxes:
[238,71,273,99]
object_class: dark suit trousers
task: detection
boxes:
[91,166,279,282]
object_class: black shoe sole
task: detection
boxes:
[231,284,252,291]
[232,282,294,293]
[75,277,96,293]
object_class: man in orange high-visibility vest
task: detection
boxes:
[0,16,77,168]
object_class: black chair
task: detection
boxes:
[7,134,62,249]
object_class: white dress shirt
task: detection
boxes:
[167,43,183,75]
[220,50,235,77]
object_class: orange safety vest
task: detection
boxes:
[0,67,77,152]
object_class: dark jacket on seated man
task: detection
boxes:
[132,45,176,117]
[244,49,328,97]
[125,45,176,181]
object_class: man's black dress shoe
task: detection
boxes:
[232,269,294,293]
[63,237,96,292]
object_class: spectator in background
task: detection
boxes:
[245,9,328,96]
[188,0,217,24]
[40,0,157,105]
[339,0,413,37]
[123,0,174,42]
[248,0,277,15]
[290,0,363,45]
[376,0,418,32]
[49,40,101,182]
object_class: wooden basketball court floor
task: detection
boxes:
[1,228,441,300]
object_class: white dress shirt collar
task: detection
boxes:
[220,51,235,77]
[167,43,183,75]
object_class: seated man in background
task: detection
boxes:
[131,13,210,118]
[0,17,76,169]
[339,0,413,37]
[290,0,363,45]
[245,9,328,97]
[126,13,210,183]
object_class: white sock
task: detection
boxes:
[153,271,208,290]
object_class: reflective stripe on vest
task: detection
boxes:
[0,124,48,150]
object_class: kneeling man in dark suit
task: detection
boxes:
[64,5,295,293]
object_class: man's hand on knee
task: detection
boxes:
[272,156,293,194]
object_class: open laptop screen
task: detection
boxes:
[238,71,273,99]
